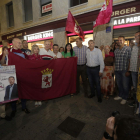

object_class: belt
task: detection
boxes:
[87,65,100,68]
[77,64,86,66]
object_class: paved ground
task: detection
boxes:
[0,86,134,140]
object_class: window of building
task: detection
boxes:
[6,2,14,27]
[40,0,52,16]
[70,0,88,7]
[23,0,33,22]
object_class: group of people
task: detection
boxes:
[0,31,140,123]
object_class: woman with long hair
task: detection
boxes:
[29,45,42,106]
[62,43,75,58]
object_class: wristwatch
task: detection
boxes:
[104,131,113,140]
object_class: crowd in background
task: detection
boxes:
[0,31,140,122]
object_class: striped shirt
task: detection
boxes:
[73,45,87,65]
[114,46,131,71]
[130,45,138,72]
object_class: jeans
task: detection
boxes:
[131,72,138,102]
[76,65,88,95]
[87,66,101,98]
[11,99,27,111]
[115,70,130,100]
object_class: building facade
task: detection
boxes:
[0,0,139,54]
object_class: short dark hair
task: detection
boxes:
[135,31,140,34]
[115,115,140,140]
[76,37,82,41]
[59,47,64,52]
[53,44,59,49]
[2,46,8,52]
[22,40,27,43]
[118,36,125,40]
[9,76,15,80]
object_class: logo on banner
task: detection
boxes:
[41,68,54,88]
[74,20,80,34]
[106,0,110,6]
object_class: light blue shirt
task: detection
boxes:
[9,84,14,100]
[86,48,105,73]
[13,52,25,58]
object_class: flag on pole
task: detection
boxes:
[93,0,113,28]
[65,11,85,41]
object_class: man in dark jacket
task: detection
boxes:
[4,76,18,101]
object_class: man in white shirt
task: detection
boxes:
[86,40,104,103]
[53,44,62,58]
[39,40,54,57]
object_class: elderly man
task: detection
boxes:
[1,38,30,118]
[39,40,54,56]
[86,40,104,103]
[21,40,31,55]
[73,37,88,97]
[53,44,62,58]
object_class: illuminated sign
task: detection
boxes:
[113,14,140,26]
[24,30,53,41]
[112,7,136,17]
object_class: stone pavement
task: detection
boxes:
[0,88,133,140]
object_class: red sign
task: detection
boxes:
[42,3,52,14]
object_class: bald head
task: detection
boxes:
[12,38,22,50]
[44,40,51,51]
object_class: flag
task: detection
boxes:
[93,0,113,28]
[8,53,77,100]
[65,11,85,41]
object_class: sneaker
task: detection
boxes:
[128,101,135,107]
[120,99,127,105]
[38,101,42,106]
[114,96,122,100]
[35,101,38,107]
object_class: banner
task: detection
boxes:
[0,65,19,104]
[8,53,77,100]
[65,11,85,41]
[93,0,113,28]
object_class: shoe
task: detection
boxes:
[88,94,95,98]
[114,96,122,100]
[98,97,102,103]
[120,99,127,105]
[128,101,135,107]
[38,101,42,106]
[35,101,38,107]
[70,94,74,97]
[1,115,12,121]
[22,108,30,114]
[11,111,16,118]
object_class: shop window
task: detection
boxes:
[23,0,33,22]
[70,0,88,7]
[40,0,52,16]
[6,2,14,27]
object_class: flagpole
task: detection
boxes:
[93,26,98,42]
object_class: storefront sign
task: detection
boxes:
[7,33,23,39]
[113,14,140,26]
[24,30,53,41]
[42,3,52,14]
[112,7,136,17]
